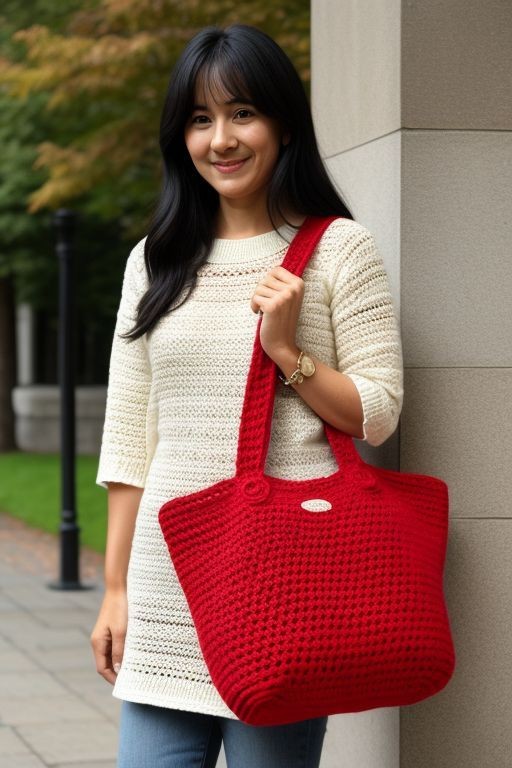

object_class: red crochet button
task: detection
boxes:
[241,476,271,502]
[356,465,381,493]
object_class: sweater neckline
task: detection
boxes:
[205,223,300,264]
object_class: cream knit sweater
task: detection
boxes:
[96,216,404,717]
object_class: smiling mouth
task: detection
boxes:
[212,158,249,166]
[211,157,250,174]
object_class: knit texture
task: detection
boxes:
[96,217,404,717]
[158,216,455,725]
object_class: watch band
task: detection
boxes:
[278,350,309,386]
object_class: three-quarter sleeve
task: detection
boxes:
[96,238,152,489]
[328,222,404,447]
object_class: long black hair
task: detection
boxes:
[122,23,354,341]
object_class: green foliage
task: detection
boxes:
[0,0,94,275]
[0,451,107,553]
[0,0,309,233]
[0,0,309,384]
[0,0,126,386]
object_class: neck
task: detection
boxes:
[214,197,305,239]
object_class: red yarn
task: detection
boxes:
[158,215,456,726]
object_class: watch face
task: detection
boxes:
[300,354,316,376]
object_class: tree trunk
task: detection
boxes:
[0,274,16,450]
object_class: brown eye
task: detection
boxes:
[235,109,253,119]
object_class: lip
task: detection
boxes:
[212,158,249,173]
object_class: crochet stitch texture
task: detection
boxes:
[96,217,404,717]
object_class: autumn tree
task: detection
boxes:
[0,0,88,449]
[1,0,309,234]
[0,0,309,447]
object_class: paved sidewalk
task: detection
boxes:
[0,513,119,767]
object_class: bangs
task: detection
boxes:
[193,51,258,109]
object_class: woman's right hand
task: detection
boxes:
[90,588,128,685]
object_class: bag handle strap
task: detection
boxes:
[235,215,361,477]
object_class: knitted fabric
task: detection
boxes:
[96,216,404,718]
[157,217,455,725]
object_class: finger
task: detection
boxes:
[255,298,269,315]
[254,285,276,301]
[90,633,116,685]
[98,656,117,685]
[268,266,301,282]
[263,275,304,297]
[262,272,293,287]
[111,629,126,677]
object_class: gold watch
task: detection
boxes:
[277,350,316,386]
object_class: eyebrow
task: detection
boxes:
[191,98,255,111]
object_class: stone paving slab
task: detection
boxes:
[64,590,107,614]
[74,692,122,723]
[16,720,119,765]
[1,611,52,641]
[0,513,236,768]
[1,670,71,699]
[2,619,92,652]
[0,513,117,767]
[0,649,40,672]
[0,635,12,651]
[31,609,98,632]
[0,593,20,611]
[0,568,39,587]
[54,763,116,768]
[31,643,97,673]
[0,724,34,756]
[3,756,48,768]
[54,667,115,696]
[53,670,121,724]
[0,695,102,727]
[5,584,88,612]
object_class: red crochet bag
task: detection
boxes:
[158,215,456,726]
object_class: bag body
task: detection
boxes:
[158,215,456,726]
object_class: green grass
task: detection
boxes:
[0,451,107,554]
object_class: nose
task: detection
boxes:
[210,118,238,152]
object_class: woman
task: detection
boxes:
[90,22,403,768]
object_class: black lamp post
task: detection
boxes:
[48,209,94,591]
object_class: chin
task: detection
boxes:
[213,183,256,197]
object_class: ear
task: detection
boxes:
[282,132,291,146]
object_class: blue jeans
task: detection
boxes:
[117,700,328,768]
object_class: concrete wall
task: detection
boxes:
[311,1,512,767]
[12,304,106,455]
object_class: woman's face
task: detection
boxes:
[184,80,289,208]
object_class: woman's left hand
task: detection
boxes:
[250,266,304,359]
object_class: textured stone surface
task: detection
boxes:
[0,513,113,767]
